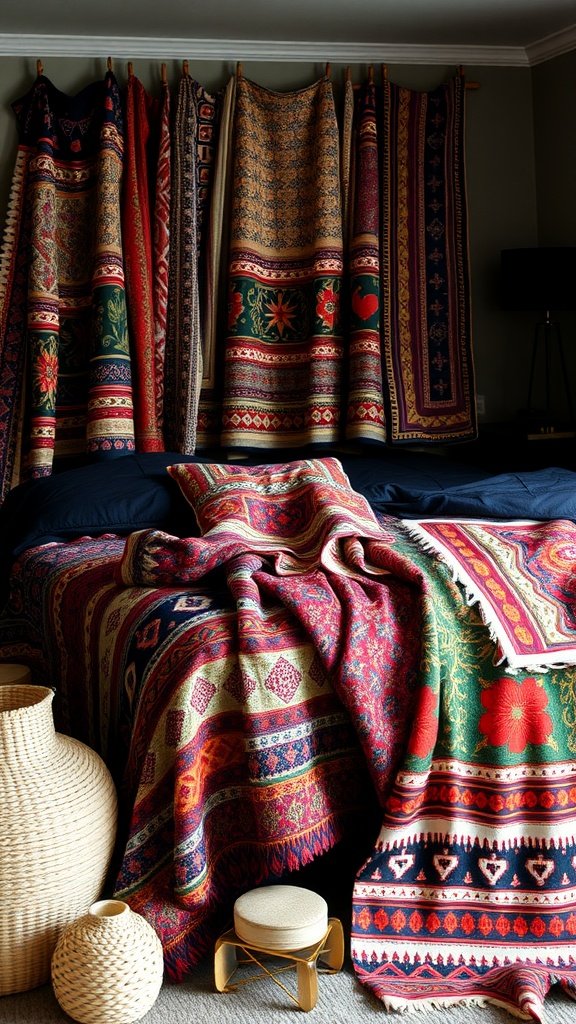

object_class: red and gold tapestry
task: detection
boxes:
[221,74,344,449]
[122,72,164,451]
[381,73,476,443]
[0,70,135,498]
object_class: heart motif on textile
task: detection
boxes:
[526,854,555,887]
[478,855,509,885]
[432,852,459,880]
[388,852,415,879]
[351,288,378,321]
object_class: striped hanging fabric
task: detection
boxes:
[381,73,477,443]
[122,70,164,451]
[0,68,135,498]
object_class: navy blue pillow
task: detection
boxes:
[0,453,208,563]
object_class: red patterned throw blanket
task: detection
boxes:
[405,518,576,670]
[115,458,426,973]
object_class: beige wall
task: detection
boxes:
[0,55,543,423]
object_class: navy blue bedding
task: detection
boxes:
[1,451,575,606]
[366,465,576,520]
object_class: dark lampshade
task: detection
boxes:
[501,246,576,313]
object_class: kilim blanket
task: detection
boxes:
[404,518,576,670]
[0,70,135,498]
[381,73,476,443]
[221,75,344,448]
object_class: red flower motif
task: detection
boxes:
[34,348,58,408]
[316,286,338,329]
[407,685,439,759]
[70,138,81,153]
[264,290,298,337]
[227,288,244,330]
[478,676,552,754]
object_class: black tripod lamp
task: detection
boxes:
[501,246,576,431]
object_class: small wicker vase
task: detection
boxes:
[0,684,118,995]
[51,899,164,1024]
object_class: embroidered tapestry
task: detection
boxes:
[381,73,476,443]
[0,70,135,498]
[221,75,344,449]
[404,517,576,670]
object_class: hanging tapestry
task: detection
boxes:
[122,72,164,451]
[0,70,135,499]
[345,78,387,444]
[381,73,476,443]
[163,72,221,454]
[196,75,236,449]
[221,74,344,450]
[151,73,171,436]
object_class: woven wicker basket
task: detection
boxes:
[0,684,118,995]
[51,899,164,1024]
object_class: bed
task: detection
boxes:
[1,448,576,1020]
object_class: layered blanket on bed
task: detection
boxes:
[72,458,427,978]
[4,456,576,1018]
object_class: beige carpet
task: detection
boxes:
[1,956,575,1024]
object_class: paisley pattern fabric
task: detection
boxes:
[405,517,576,669]
[0,71,135,498]
[221,75,344,449]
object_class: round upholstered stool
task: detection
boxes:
[214,885,344,1011]
[0,664,31,686]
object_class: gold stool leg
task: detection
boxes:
[214,934,239,992]
[319,917,345,972]
[296,959,319,1012]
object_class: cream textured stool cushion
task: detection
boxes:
[233,885,328,951]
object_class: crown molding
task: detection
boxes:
[526,22,576,65]
[0,33,530,67]
[0,27,574,67]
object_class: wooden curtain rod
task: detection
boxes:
[459,65,480,89]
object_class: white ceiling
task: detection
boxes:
[1,0,575,64]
